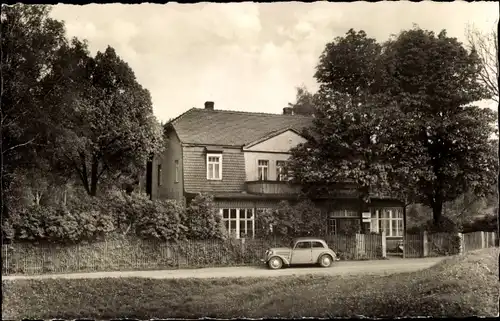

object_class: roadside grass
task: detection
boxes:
[3,248,499,319]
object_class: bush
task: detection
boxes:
[3,203,116,244]
[407,216,460,234]
[184,193,226,240]
[462,214,497,233]
[255,200,323,238]
[135,199,186,241]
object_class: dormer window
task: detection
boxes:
[207,154,222,180]
[257,160,269,181]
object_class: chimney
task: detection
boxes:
[204,101,215,110]
[283,107,293,115]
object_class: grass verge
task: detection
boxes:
[2,248,499,318]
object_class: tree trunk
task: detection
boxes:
[90,156,99,196]
[432,200,443,225]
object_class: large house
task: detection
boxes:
[145,102,405,247]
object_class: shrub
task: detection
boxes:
[255,209,275,238]
[462,214,497,233]
[4,205,53,241]
[135,199,186,241]
[184,193,226,240]
[256,200,323,238]
[337,219,360,236]
[407,216,461,234]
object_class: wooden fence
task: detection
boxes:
[2,231,495,276]
[1,233,382,276]
[404,231,497,258]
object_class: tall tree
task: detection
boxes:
[46,43,165,196]
[1,4,68,215]
[289,27,496,228]
[287,85,316,116]
[289,30,389,232]
[315,29,384,104]
[382,28,496,225]
[465,22,499,102]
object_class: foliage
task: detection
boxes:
[255,200,323,238]
[336,220,360,236]
[289,29,393,206]
[287,85,316,116]
[47,41,165,196]
[1,188,188,243]
[1,4,69,216]
[1,4,164,207]
[135,199,186,242]
[462,214,498,233]
[289,27,497,227]
[315,29,383,101]
[465,21,499,102]
[184,193,226,240]
[383,28,497,223]
[3,203,115,243]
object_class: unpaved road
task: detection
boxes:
[2,257,445,281]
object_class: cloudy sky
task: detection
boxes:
[50,2,498,122]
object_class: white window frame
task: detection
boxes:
[276,160,288,181]
[206,153,222,180]
[327,218,337,235]
[174,160,179,183]
[220,208,255,239]
[378,208,403,237]
[257,160,269,181]
[330,209,358,218]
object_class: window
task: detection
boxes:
[378,208,403,237]
[207,154,222,180]
[330,209,358,217]
[220,208,255,239]
[276,161,288,181]
[295,241,310,249]
[312,241,325,248]
[157,164,162,186]
[327,218,337,235]
[257,160,269,180]
[174,160,179,183]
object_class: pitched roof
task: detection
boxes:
[170,108,314,146]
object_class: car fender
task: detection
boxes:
[270,254,291,265]
[316,251,337,263]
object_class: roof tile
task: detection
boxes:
[171,108,313,146]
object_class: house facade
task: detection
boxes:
[146,102,405,247]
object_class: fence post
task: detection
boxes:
[381,231,387,258]
[457,233,464,255]
[422,231,428,257]
[480,231,486,249]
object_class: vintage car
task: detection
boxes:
[262,237,339,270]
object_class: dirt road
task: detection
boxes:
[2,257,446,281]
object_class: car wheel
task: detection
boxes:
[319,254,333,268]
[268,257,283,270]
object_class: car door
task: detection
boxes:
[311,241,326,262]
[290,241,312,264]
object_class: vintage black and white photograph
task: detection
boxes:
[1,1,499,319]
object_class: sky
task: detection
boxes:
[50,2,499,123]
